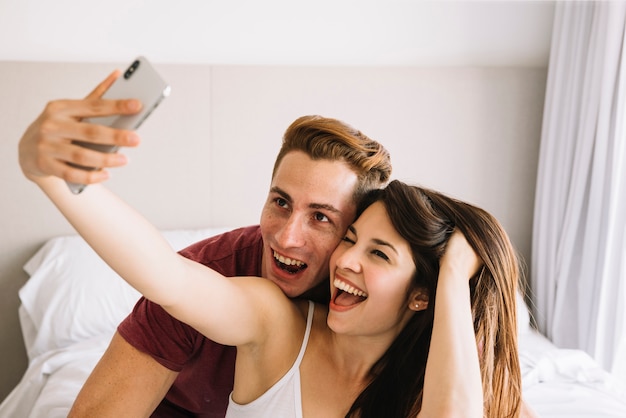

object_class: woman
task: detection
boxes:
[349,182,522,417]
[29,166,521,417]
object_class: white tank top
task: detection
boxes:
[225,301,314,418]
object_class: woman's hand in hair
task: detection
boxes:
[421,229,484,418]
[440,230,483,284]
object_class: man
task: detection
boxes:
[18,70,392,417]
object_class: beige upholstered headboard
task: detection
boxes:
[0,61,546,400]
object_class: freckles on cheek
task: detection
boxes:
[261,208,280,227]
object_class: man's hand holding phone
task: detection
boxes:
[66,57,170,193]
[18,57,170,194]
[19,71,141,185]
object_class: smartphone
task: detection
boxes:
[67,56,171,194]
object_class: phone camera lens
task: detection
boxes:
[124,60,140,79]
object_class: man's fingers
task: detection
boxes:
[86,70,121,99]
[64,142,130,170]
[50,159,112,185]
[73,120,140,147]
[46,140,130,180]
[42,97,142,122]
[40,70,142,121]
[80,70,144,118]
[38,116,140,149]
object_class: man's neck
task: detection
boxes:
[299,279,330,304]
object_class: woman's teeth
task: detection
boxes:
[333,279,368,298]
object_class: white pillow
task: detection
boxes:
[19,227,231,361]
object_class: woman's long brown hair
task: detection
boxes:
[347,180,522,418]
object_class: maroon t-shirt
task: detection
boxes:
[117,225,264,417]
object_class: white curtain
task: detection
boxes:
[532,0,626,377]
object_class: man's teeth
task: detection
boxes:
[333,279,368,298]
[273,251,304,267]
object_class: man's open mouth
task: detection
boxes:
[273,250,307,274]
[333,278,368,306]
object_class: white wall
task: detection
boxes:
[0,1,554,66]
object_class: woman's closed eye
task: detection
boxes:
[372,248,390,261]
[342,235,355,244]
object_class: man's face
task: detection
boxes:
[260,150,359,298]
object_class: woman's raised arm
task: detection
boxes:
[418,230,483,418]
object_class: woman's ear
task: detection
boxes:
[408,288,429,312]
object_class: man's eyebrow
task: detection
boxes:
[270,186,292,202]
[310,203,341,214]
[349,225,398,255]
[271,186,342,214]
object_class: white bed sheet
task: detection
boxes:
[0,333,112,418]
[521,329,626,417]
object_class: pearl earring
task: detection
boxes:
[415,303,420,309]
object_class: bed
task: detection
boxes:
[1,230,625,418]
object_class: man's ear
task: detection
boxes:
[408,288,429,312]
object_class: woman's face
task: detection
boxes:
[328,201,419,339]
